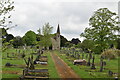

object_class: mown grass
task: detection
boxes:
[2,49,59,79]
[55,50,119,79]
[47,51,59,78]
[55,51,93,78]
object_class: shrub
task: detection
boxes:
[101,49,120,59]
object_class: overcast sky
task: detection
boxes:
[7,0,120,41]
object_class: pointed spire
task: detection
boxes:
[57,24,60,34]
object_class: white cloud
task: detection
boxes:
[6,0,119,41]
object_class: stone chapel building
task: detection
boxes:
[51,24,60,50]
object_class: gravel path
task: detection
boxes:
[51,53,82,80]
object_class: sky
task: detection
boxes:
[6,0,120,41]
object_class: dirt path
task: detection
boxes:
[51,53,82,80]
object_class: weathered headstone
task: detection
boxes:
[86,53,88,59]
[5,63,12,67]
[7,53,9,58]
[91,56,96,69]
[87,53,91,66]
[108,70,113,76]
[103,61,106,66]
[100,56,104,72]
[82,53,84,59]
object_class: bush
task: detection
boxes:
[101,49,120,59]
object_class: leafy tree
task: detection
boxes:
[0,0,14,28]
[22,30,36,46]
[37,28,41,35]
[71,38,81,45]
[1,28,8,43]
[80,39,95,52]
[80,8,120,54]
[42,23,53,35]
[36,34,43,42]
[12,36,24,48]
[60,35,68,47]
[41,23,53,49]
[6,34,14,42]
[64,41,73,48]
[1,0,15,51]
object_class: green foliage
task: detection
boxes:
[42,23,53,35]
[12,36,24,48]
[101,49,120,59]
[80,39,95,52]
[22,30,36,46]
[48,52,59,78]
[80,8,120,54]
[0,0,14,27]
[60,35,68,47]
[41,23,53,49]
[116,38,120,49]
[64,42,73,48]
[37,28,41,35]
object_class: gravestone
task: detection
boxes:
[103,61,106,66]
[100,56,104,72]
[5,63,12,67]
[7,53,9,58]
[82,53,84,59]
[77,54,80,59]
[91,56,96,69]
[86,53,88,59]
[108,70,113,76]
[87,53,91,66]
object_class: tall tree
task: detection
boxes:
[80,8,120,54]
[71,38,81,45]
[42,23,53,35]
[37,28,41,35]
[41,23,53,49]
[22,30,36,46]
[12,36,24,48]
[0,0,14,28]
[60,35,68,47]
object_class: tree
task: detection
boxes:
[79,39,95,53]
[41,23,53,49]
[71,38,81,45]
[0,0,14,28]
[12,36,24,48]
[42,23,53,35]
[60,35,68,47]
[6,34,14,42]
[37,28,41,35]
[64,41,73,48]
[22,30,36,46]
[80,8,120,54]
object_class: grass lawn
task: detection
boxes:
[2,49,59,79]
[47,51,59,78]
[55,50,119,79]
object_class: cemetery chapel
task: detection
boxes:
[51,24,60,50]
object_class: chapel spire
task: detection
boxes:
[57,24,60,34]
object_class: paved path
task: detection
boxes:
[51,53,82,80]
